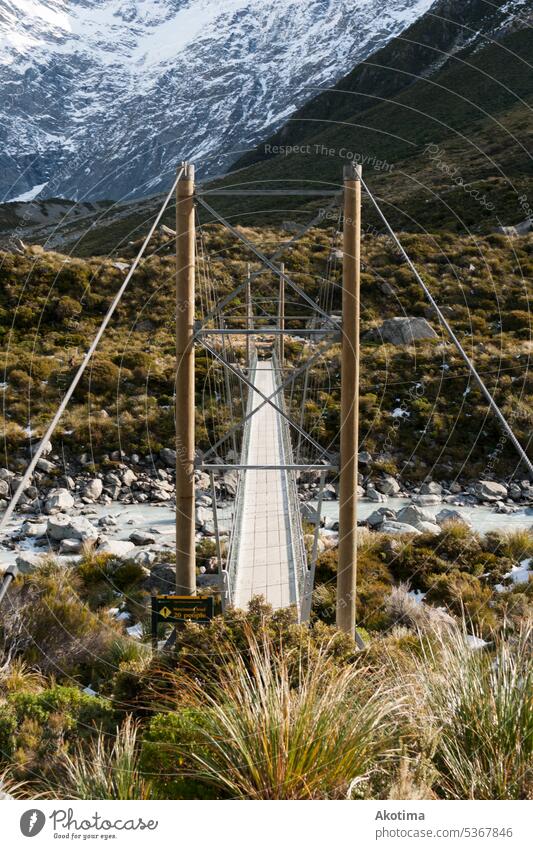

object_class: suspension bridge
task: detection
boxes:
[1,161,531,640]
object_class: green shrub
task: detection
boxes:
[140,710,220,799]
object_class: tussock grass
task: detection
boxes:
[400,624,533,799]
[172,631,399,799]
[500,529,533,564]
[54,716,153,800]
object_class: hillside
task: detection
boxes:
[1,226,531,483]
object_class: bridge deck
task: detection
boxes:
[233,359,298,610]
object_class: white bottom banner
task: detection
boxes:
[1,800,529,848]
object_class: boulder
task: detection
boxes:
[416,521,442,535]
[222,470,239,497]
[47,514,98,542]
[366,507,396,528]
[130,549,157,567]
[36,458,56,473]
[365,317,437,346]
[412,493,441,506]
[160,447,176,467]
[59,538,83,554]
[396,503,434,529]
[195,471,211,491]
[122,469,137,487]
[436,508,472,528]
[419,481,442,496]
[381,521,421,535]
[149,562,176,594]
[375,475,401,496]
[16,552,43,573]
[0,480,9,497]
[97,539,136,557]
[195,506,212,529]
[129,530,156,546]
[366,486,388,503]
[475,480,508,502]
[21,520,47,538]
[45,488,74,514]
[358,451,372,465]
[82,478,103,501]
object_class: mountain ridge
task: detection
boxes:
[0,0,436,202]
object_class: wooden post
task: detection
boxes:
[279,262,285,368]
[337,163,361,635]
[176,162,196,595]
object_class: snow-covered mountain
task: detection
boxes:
[0,0,437,202]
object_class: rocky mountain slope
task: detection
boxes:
[0,0,435,202]
[212,0,533,232]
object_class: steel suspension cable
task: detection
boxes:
[0,168,184,530]
[361,177,533,476]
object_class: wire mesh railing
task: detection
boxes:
[224,350,258,604]
[272,351,308,618]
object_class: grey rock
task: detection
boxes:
[381,521,421,536]
[59,538,83,554]
[365,317,437,346]
[47,514,98,542]
[149,562,176,594]
[0,480,9,497]
[195,471,211,491]
[436,508,472,528]
[129,530,156,546]
[82,478,103,501]
[36,458,56,473]
[222,470,239,497]
[45,487,75,513]
[416,520,442,535]
[16,551,43,573]
[476,480,508,502]
[419,480,442,496]
[375,475,401,496]
[122,469,137,487]
[30,439,52,456]
[131,549,157,567]
[396,503,434,529]
[21,520,47,538]
[366,507,396,528]
[412,493,441,506]
[160,447,177,467]
[366,486,388,503]
[97,539,136,557]
[196,506,212,528]
[196,493,213,508]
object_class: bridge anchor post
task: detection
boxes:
[337,163,361,637]
[175,162,196,595]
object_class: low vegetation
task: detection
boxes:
[0,524,531,800]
